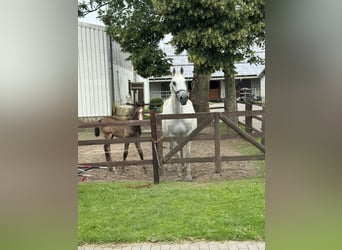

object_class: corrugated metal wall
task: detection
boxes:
[78,22,111,118]
[110,42,150,105]
[78,22,150,118]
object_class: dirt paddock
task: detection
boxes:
[78,129,263,183]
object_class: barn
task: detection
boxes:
[149,39,265,102]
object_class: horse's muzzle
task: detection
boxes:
[178,92,188,105]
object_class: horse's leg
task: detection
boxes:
[170,140,182,181]
[135,142,146,173]
[183,142,192,182]
[134,142,144,160]
[123,142,129,160]
[121,142,130,174]
[104,143,113,172]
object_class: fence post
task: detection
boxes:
[158,138,165,176]
[150,109,160,184]
[245,101,253,133]
[261,105,265,146]
[214,113,221,173]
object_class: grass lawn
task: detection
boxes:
[78,178,264,244]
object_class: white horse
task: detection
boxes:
[162,68,197,181]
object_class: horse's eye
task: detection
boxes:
[172,81,176,86]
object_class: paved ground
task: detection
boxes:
[78,241,265,250]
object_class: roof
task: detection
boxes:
[150,40,265,81]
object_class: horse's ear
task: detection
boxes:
[172,68,176,75]
[180,67,184,75]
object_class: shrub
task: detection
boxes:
[150,97,163,106]
[149,98,164,113]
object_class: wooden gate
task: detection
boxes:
[153,109,265,175]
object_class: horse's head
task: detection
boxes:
[136,105,144,120]
[170,67,189,105]
[131,105,144,120]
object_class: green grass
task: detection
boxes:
[78,179,264,244]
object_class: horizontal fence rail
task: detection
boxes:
[78,137,151,146]
[78,119,150,128]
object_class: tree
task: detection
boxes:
[152,0,265,117]
[78,0,172,78]
[79,0,265,116]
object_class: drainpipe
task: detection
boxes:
[109,36,115,114]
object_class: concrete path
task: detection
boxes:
[78,241,265,250]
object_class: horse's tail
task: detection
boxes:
[94,127,100,137]
[94,119,102,137]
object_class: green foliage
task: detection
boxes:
[152,0,265,75]
[149,97,164,112]
[78,179,264,244]
[150,97,163,106]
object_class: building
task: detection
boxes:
[78,22,150,119]
[149,40,265,102]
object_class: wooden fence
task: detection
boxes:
[78,108,265,184]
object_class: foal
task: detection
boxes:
[94,105,145,173]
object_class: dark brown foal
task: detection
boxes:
[94,105,145,173]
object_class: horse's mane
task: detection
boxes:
[129,108,138,120]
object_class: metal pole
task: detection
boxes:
[108,36,115,112]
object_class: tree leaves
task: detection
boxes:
[153,0,265,74]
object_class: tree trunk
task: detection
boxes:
[191,72,210,113]
[223,68,238,126]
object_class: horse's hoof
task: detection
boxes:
[184,176,192,182]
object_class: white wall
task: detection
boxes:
[220,80,225,99]
[78,22,111,117]
[251,79,260,96]
[112,67,149,106]
[112,66,132,105]
[136,75,150,104]
[260,74,265,99]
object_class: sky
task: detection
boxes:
[78,10,104,26]
[78,9,173,47]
